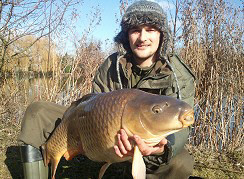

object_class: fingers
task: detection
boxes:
[158,138,167,146]
[151,138,167,154]
[120,129,133,151]
[114,130,167,158]
[114,129,134,158]
[134,136,167,156]
[117,133,128,155]
[152,145,165,154]
[134,135,151,156]
[114,145,123,158]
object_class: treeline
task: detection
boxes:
[1,36,61,76]
[0,0,83,77]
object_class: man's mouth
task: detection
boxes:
[136,44,149,49]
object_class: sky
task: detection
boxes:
[61,0,177,54]
[61,0,243,54]
[61,0,122,54]
[76,0,175,42]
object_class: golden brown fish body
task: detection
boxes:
[41,89,194,178]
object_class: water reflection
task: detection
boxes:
[1,77,49,103]
[192,97,243,151]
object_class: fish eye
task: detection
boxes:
[152,105,163,114]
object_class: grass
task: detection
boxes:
[0,120,243,179]
[188,145,244,179]
[0,120,21,179]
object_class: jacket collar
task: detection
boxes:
[118,54,172,79]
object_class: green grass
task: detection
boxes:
[0,121,243,179]
[189,145,244,179]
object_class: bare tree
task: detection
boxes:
[0,0,82,76]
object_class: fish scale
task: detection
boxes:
[41,89,194,179]
[80,92,128,162]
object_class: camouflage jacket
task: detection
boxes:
[92,52,195,171]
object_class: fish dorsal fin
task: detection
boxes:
[62,93,97,119]
[132,145,146,179]
[77,93,97,104]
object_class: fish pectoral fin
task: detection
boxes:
[98,162,111,179]
[132,145,146,179]
[41,144,60,179]
[41,144,49,166]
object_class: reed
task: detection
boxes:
[179,0,243,152]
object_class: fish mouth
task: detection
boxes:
[179,110,194,127]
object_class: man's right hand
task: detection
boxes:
[114,129,167,158]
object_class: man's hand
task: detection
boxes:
[114,129,167,158]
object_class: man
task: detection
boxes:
[91,1,195,178]
[18,0,195,178]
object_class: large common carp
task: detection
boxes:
[41,89,194,179]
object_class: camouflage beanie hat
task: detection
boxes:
[114,0,171,58]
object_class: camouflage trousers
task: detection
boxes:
[18,101,194,179]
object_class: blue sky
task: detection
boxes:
[62,0,243,54]
[62,0,121,53]
[62,0,176,53]
[77,0,175,43]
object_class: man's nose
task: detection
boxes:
[138,29,147,42]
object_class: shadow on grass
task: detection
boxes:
[4,146,23,179]
[4,146,132,179]
[55,156,133,179]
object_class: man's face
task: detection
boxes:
[128,25,161,65]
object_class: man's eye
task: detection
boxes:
[147,29,156,32]
[132,29,140,33]
[129,29,139,34]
